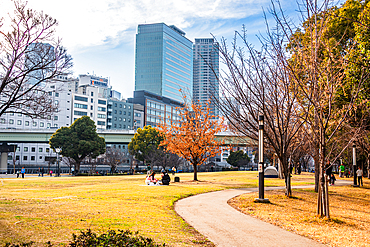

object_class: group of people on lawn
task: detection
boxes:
[145,167,175,186]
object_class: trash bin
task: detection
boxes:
[174,176,180,182]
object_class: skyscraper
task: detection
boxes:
[193,38,219,117]
[135,23,193,102]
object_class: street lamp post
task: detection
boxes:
[353,145,359,187]
[55,148,61,177]
[255,115,269,203]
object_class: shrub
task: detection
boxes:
[68,229,165,247]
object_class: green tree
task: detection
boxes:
[128,126,164,166]
[49,116,106,173]
[226,150,250,168]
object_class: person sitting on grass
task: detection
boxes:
[145,171,158,185]
[161,169,170,185]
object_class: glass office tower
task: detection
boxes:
[193,38,219,117]
[135,23,193,103]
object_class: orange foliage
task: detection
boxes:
[157,97,226,180]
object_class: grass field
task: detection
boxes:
[229,177,370,247]
[0,171,315,246]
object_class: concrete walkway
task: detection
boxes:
[175,180,352,247]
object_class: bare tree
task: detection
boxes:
[0,0,72,119]
[217,27,304,196]
[62,156,76,175]
[275,0,368,217]
[103,147,126,174]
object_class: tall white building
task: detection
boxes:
[72,85,107,130]
[193,38,219,117]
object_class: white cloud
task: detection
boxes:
[1,0,269,52]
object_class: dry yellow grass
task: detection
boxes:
[0,171,315,246]
[229,177,370,247]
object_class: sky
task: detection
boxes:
[1,0,308,99]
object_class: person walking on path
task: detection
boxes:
[41,167,44,177]
[16,170,19,178]
[339,163,345,178]
[50,170,53,177]
[356,167,363,186]
[20,167,25,179]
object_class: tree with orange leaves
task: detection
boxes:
[157,96,225,181]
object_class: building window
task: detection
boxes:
[9,119,14,124]
[114,124,117,128]
[124,111,126,115]
[91,98,93,103]
[31,156,35,161]
[124,105,126,109]
[119,104,122,108]
[54,116,58,120]
[16,155,19,161]
[23,156,27,161]
[40,122,44,127]
[119,111,122,115]
[31,147,35,152]
[74,103,87,109]
[114,103,117,107]
[91,92,94,96]
[55,92,59,97]
[17,120,22,125]
[98,107,106,112]
[33,122,37,127]
[49,91,53,96]
[24,147,28,152]
[46,148,50,152]
[39,148,43,152]
[91,106,93,110]
[54,124,58,127]
[74,111,87,116]
[90,113,93,117]
[114,110,117,114]
[47,116,51,120]
[55,100,59,105]
[39,156,43,160]
[98,114,106,119]
[98,100,106,105]
[0,119,5,124]
[75,96,88,102]
[47,123,51,128]
[119,124,122,128]
[97,121,105,126]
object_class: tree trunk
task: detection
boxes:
[285,172,292,197]
[314,152,320,192]
[193,163,198,181]
[278,158,284,179]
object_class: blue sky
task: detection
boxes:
[1,0,314,99]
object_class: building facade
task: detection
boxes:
[0,79,73,170]
[193,38,219,117]
[128,90,183,128]
[72,85,107,130]
[107,99,134,130]
[135,23,193,103]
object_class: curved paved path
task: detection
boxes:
[175,181,352,247]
